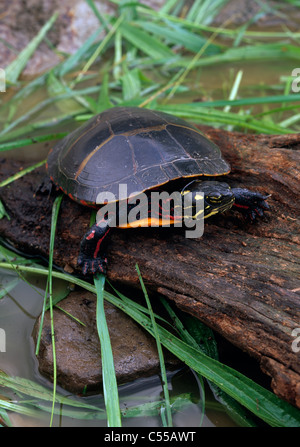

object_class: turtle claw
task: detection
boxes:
[78,254,107,275]
[232,188,270,221]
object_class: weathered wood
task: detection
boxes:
[0,126,299,407]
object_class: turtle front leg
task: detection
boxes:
[77,221,111,275]
[231,188,270,221]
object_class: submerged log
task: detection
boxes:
[0,126,299,407]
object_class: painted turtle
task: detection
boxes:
[46,106,269,275]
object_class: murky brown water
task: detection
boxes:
[0,268,236,427]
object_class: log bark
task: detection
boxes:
[0,126,299,408]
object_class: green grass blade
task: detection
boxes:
[5,13,58,85]
[280,112,300,128]
[0,370,193,423]
[95,73,113,112]
[136,4,300,39]
[47,70,87,113]
[0,407,12,427]
[0,160,46,188]
[224,69,243,113]
[186,0,230,25]
[180,43,300,67]
[120,22,174,59]
[172,308,258,427]
[94,273,122,427]
[72,15,124,87]
[1,263,300,426]
[0,371,100,411]
[37,194,63,426]
[175,94,300,109]
[136,264,172,427]
[154,327,300,427]
[0,113,80,144]
[159,0,179,14]
[135,20,221,54]
[0,398,42,420]
[0,134,67,153]
[159,297,206,425]
[0,85,100,141]
[155,103,294,134]
[48,194,63,425]
[59,26,104,78]
[0,277,20,300]
[88,211,121,426]
[0,200,10,220]
[85,0,110,32]
[121,67,142,101]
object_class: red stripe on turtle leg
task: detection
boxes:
[93,228,110,259]
[86,230,95,240]
[233,203,249,210]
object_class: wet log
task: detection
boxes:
[0,126,299,408]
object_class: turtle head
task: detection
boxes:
[182,180,235,219]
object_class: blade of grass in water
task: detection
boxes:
[120,21,174,60]
[164,14,234,102]
[1,265,300,426]
[0,370,193,422]
[0,277,20,300]
[136,264,172,427]
[168,43,300,68]
[59,27,104,78]
[185,0,229,25]
[95,73,113,113]
[155,103,294,134]
[88,212,121,426]
[170,94,300,109]
[72,15,124,87]
[35,194,63,426]
[0,201,10,220]
[85,0,110,32]
[223,69,243,114]
[160,297,257,427]
[223,69,243,132]
[0,85,100,141]
[94,273,122,427]
[136,4,300,39]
